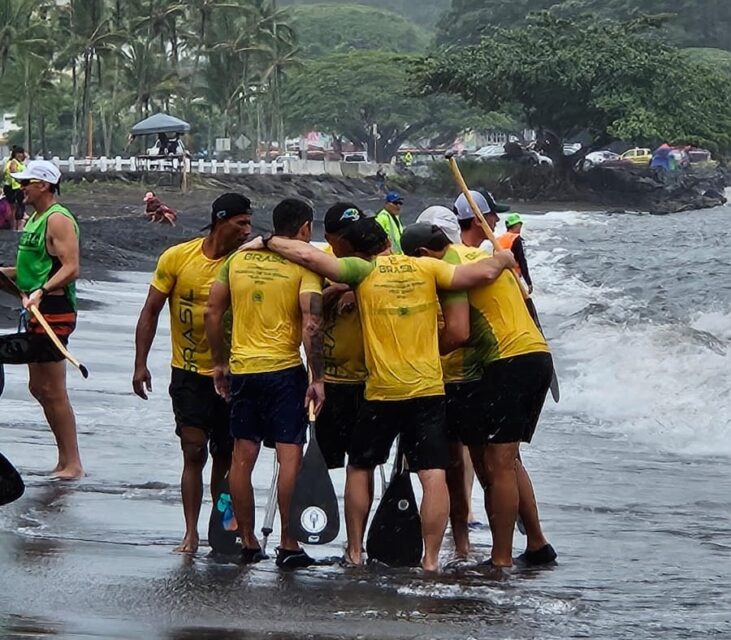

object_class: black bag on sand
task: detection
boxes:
[207,475,241,556]
[366,442,423,568]
[0,452,25,506]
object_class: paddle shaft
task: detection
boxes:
[446,156,530,299]
[260,458,280,553]
[445,153,560,402]
[0,271,88,378]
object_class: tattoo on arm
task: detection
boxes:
[304,292,324,381]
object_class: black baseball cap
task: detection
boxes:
[324,202,366,234]
[207,193,252,228]
[401,223,451,257]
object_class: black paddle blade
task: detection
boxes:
[0,452,25,506]
[366,470,422,567]
[289,432,340,545]
[549,369,560,403]
[0,362,5,397]
[207,476,241,556]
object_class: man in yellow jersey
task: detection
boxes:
[498,213,533,294]
[132,193,253,553]
[401,222,557,571]
[240,216,517,572]
[418,205,481,549]
[206,198,324,570]
[319,203,368,470]
[0,160,82,479]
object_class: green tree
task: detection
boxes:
[280,0,449,28]
[288,4,431,57]
[283,50,507,161]
[421,13,731,170]
[438,0,731,51]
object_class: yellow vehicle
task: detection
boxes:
[620,147,652,166]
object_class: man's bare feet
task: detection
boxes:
[421,557,440,573]
[51,465,84,480]
[174,532,199,553]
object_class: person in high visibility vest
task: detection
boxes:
[403,151,414,167]
[3,146,27,231]
[375,191,404,254]
[498,213,533,294]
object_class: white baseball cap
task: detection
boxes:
[416,206,461,244]
[453,190,509,220]
[11,160,61,185]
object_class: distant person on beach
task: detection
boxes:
[375,191,405,254]
[143,191,177,225]
[205,198,324,569]
[375,168,386,193]
[0,160,83,480]
[498,213,533,294]
[133,193,253,553]
[3,146,27,231]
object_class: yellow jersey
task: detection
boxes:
[439,247,485,384]
[217,250,322,375]
[150,237,229,376]
[338,254,456,401]
[447,244,549,365]
[322,245,367,384]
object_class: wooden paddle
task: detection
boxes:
[444,151,560,403]
[287,401,340,545]
[365,440,423,567]
[207,474,241,556]
[0,452,25,506]
[0,271,89,378]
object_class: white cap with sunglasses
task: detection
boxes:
[11,160,62,185]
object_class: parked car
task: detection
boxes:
[582,150,621,170]
[469,145,505,160]
[343,152,368,162]
[620,147,652,166]
[688,148,712,163]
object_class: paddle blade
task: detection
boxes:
[0,452,25,506]
[366,470,422,567]
[549,369,560,403]
[207,476,241,556]
[0,363,5,397]
[289,434,340,545]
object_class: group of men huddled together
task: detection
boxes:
[132,189,557,573]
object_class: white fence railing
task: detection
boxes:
[49,156,286,175]
[43,156,389,178]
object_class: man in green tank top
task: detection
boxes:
[0,160,83,480]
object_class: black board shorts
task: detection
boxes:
[0,296,76,364]
[349,395,449,471]
[469,352,553,446]
[168,367,232,457]
[317,381,365,469]
[445,379,484,444]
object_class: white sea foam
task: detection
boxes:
[526,214,731,458]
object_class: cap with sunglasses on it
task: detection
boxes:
[453,190,509,220]
[11,160,62,185]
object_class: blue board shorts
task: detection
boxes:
[229,365,308,445]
